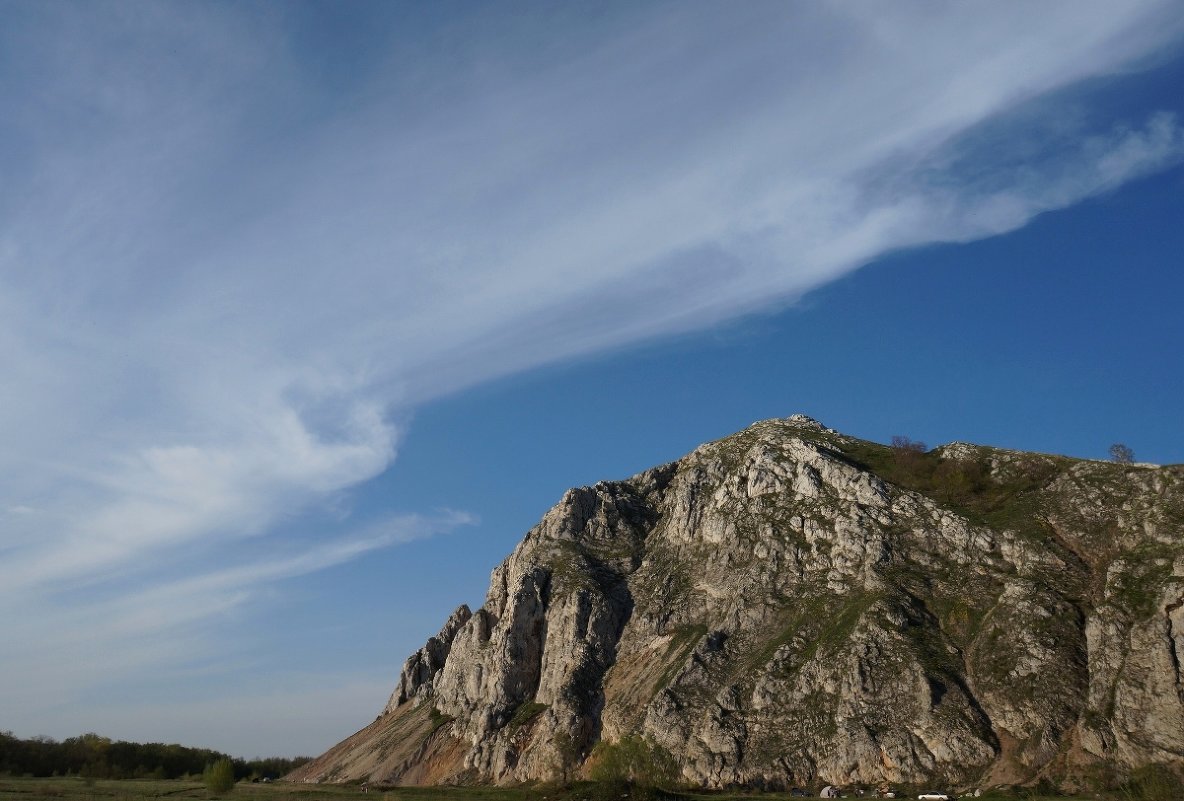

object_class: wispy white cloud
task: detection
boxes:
[84,509,474,635]
[9,399,398,592]
[0,0,1182,752]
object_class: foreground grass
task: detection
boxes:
[0,777,1107,801]
[0,778,537,801]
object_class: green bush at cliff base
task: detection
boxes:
[587,736,676,786]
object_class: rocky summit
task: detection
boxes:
[290,416,1184,791]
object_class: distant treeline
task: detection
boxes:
[0,731,310,780]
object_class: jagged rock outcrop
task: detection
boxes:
[386,604,473,711]
[290,415,1184,791]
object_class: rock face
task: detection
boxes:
[289,416,1184,790]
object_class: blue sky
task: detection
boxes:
[1,1,1183,758]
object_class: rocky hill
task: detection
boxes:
[290,416,1184,791]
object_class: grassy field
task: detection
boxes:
[0,777,1107,801]
[0,778,548,801]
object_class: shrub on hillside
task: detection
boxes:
[1122,763,1184,801]
[587,735,676,786]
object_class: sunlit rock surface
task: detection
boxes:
[290,415,1184,789]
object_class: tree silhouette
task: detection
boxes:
[1109,443,1135,464]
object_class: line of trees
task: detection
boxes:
[0,731,309,781]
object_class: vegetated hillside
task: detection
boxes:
[290,416,1184,792]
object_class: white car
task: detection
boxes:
[918,794,953,801]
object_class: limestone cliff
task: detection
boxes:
[289,416,1184,790]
